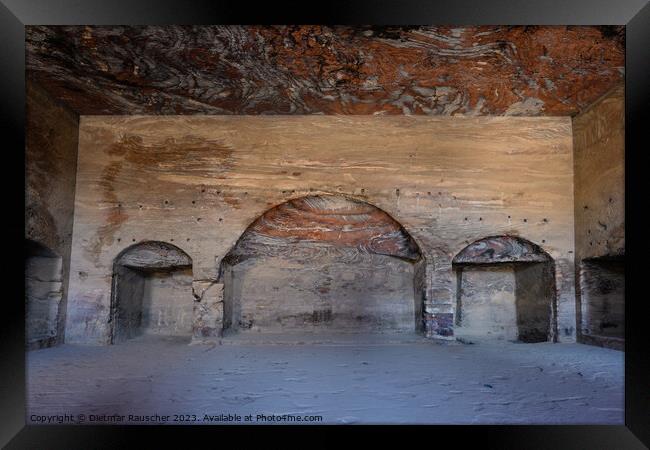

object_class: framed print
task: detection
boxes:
[2,0,649,447]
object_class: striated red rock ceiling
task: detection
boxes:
[26,25,624,116]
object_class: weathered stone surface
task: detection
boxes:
[424,313,454,338]
[224,195,421,263]
[572,85,625,261]
[25,25,626,346]
[578,257,624,343]
[191,280,221,302]
[454,264,557,343]
[26,26,623,116]
[25,81,79,348]
[111,266,145,343]
[25,253,63,349]
[452,236,557,342]
[25,206,59,254]
[226,253,416,334]
[453,235,551,264]
[141,269,194,336]
[219,195,423,334]
[66,115,576,343]
[572,85,625,350]
[192,282,224,340]
[515,263,557,343]
[115,241,193,270]
[552,257,576,340]
[110,241,194,343]
[455,265,518,341]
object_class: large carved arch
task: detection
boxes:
[219,194,427,335]
[222,194,422,266]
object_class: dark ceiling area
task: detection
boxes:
[26,25,624,116]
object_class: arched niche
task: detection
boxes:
[452,235,556,343]
[25,239,63,349]
[219,194,426,335]
[110,241,193,343]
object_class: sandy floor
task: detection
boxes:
[26,334,624,425]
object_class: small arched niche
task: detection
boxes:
[110,241,193,343]
[452,235,556,343]
[219,194,425,335]
[25,239,63,349]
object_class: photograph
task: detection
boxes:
[23,23,626,425]
[3,0,648,446]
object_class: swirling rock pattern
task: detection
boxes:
[25,25,624,116]
[115,241,193,270]
[225,195,422,264]
[453,235,550,264]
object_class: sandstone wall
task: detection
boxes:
[454,265,518,341]
[25,80,80,347]
[141,269,194,336]
[66,115,576,344]
[572,84,625,349]
[25,253,63,348]
[229,253,415,333]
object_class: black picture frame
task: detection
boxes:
[2,0,648,447]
